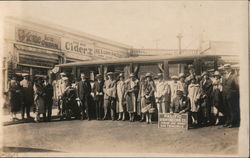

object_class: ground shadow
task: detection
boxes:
[2,146,61,152]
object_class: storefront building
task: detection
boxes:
[2,17,132,92]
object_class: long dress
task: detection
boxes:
[188,83,201,112]
[33,83,45,114]
[8,81,22,113]
[116,80,126,113]
[212,78,223,114]
[125,79,139,113]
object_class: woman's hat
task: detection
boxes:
[145,73,152,77]
[188,64,194,69]
[213,71,221,76]
[171,75,178,80]
[178,73,185,79]
[96,74,102,79]
[129,73,135,77]
[177,90,184,95]
[107,72,114,76]
[201,71,209,77]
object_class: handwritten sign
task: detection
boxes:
[158,113,188,130]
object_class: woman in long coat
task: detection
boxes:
[188,76,201,125]
[33,77,45,122]
[116,73,126,121]
[125,73,139,122]
[8,77,22,121]
[140,73,156,124]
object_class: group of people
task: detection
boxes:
[8,74,53,122]
[7,63,239,128]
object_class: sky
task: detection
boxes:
[0,1,247,49]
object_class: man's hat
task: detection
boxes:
[22,73,29,77]
[60,72,66,76]
[119,73,124,78]
[177,90,184,95]
[145,73,152,78]
[178,73,185,79]
[213,71,221,76]
[157,73,163,77]
[224,64,231,69]
[188,64,194,69]
[201,71,209,77]
[171,75,178,80]
[107,72,114,76]
[62,77,69,81]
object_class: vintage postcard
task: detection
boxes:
[0,1,249,157]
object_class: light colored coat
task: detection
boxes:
[116,80,126,113]
[188,83,201,112]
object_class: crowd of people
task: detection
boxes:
[7,63,239,128]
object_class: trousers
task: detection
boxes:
[103,98,116,119]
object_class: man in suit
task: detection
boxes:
[20,73,33,120]
[43,76,54,122]
[222,64,239,128]
[170,90,191,114]
[77,73,92,120]
[92,74,104,120]
[103,72,117,120]
[199,71,213,126]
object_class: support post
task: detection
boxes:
[163,60,169,80]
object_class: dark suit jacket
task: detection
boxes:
[170,96,191,113]
[44,83,54,103]
[92,80,104,101]
[200,78,213,98]
[77,80,92,100]
[223,73,239,97]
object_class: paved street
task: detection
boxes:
[1,111,239,155]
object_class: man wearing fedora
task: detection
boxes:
[103,72,117,120]
[199,71,213,126]
[77,73,92,120]
[92,74,104,120]
[222,64,239,128]
[20,73,33,120]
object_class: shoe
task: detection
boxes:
[112,118,115,121]
[223,123,229,127]
[228,124,233,128]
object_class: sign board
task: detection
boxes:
[16,28,61,50]
[158,113,188,130]
[61,38,129,60]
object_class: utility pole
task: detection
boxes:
[176,33,183,55]
[177,33,183,73]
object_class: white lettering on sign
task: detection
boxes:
[158,113,188,130]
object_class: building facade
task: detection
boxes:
[2,17,132,92]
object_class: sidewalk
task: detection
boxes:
[1,108,59,126]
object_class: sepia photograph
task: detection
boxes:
[0,1,249,157]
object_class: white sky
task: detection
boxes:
[0,1,247,49]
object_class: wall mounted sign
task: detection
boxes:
[16,28,61,50]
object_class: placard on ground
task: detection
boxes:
[158,113,188,130]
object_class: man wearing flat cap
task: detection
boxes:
[20,73,33,120]
[77,73,92,120]
[222,64,239,128]
[154,73,171,113]
[199,71,213,126]
[103,72,117,120]
[92,74,104,120]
